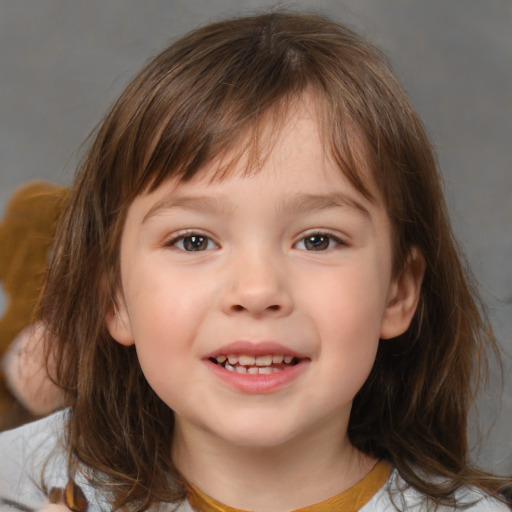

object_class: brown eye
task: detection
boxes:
[171,234,217,251]
[304,235,330,250]
[295,233,343,251]
[183,236,209,251]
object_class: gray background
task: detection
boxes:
[1,0,510,472]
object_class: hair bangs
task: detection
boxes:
[106,11,382,200]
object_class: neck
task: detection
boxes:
[172,418,376,512]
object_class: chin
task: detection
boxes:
[211,419,304,449]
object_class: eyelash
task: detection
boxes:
[165,231,218,252]
[294,232,346,251]
[165,231,345,252]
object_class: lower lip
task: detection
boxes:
[204,360,309,394]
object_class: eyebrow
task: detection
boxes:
[142,191,371,224]
[142,195,235,224]
[278,193,371,219]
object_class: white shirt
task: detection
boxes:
[0,411,508,511]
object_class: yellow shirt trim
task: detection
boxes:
[186,460,392,512]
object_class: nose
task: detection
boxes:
[220,250,293,318]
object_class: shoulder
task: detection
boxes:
[0,412,191,512]
[0,410,68,507]
[362,470,510,512]
[0,410,107,511]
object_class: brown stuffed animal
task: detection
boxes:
[0,181,68,430]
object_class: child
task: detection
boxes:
[0,11,510,512]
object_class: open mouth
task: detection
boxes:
[209,354,300,375]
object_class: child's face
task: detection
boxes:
[107,98,420,452]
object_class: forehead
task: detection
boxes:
[145,92,377,202]
[130,98,383,225]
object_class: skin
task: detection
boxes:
[106,97,424,511]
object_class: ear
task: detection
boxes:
[105,292,135,346]
[380,247,425,340]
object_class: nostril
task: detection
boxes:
[230,304,281,313]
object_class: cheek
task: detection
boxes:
[300,262,388,383]
[307,264,389,336]
[126,261,212,332]
[128,286,198,410]
[122,266,215,379]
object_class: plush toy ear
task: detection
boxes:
[105,293,135,347]
[380,247,425,340]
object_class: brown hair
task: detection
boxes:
[39,11,511,510]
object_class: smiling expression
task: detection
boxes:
[106,98,421,452]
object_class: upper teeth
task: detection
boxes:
[216,354,294,366]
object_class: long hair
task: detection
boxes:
[39,11,510,510]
